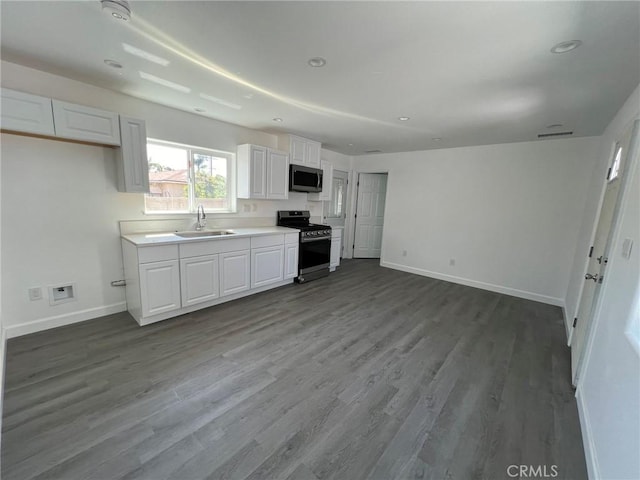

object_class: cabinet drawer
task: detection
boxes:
[285,233,299,245]
[138,244,179,264]
[251,234,284,249]
[180,237,250,258]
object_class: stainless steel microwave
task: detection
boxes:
[289,164,323,193]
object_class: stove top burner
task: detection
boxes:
[277,211,331,238]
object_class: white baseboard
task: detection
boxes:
[380,261,565,306]
[576,387,599,480]
[5,302,127,338]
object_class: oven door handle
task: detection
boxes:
[300,236,330,243]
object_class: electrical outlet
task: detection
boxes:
[402,250,407,257]
[449,258,456,266]
[28,287,42,301]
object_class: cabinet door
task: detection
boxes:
[117,116,149,193]
[308,159,333,201]
[330,237,341,269]
[290,136,306,165]
[250,145,267,198]
[305,141,321,168]
[180,254,219,307]
[284,243,299,279]
[1,88,55,136]
[220,250,250,296]
[52,100,121,145]
[266,149,289,200]
[251,245,284,288]
[139,260,181,317]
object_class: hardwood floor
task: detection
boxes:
[2,260,587,480]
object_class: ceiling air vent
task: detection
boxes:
[538,131,574,138]
[365,149,382,154]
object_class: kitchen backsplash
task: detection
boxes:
[120,195,324,235]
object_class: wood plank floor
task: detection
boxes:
[2,260,587,480]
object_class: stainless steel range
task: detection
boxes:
[277,210,332,283]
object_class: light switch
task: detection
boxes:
[621,238,633,259]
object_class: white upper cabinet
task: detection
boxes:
[237,144,289,200]
[278,134,321,168]
[266,149,289,199]
[308,159,333,202]
[1,88,55,136]
[290,136,306,165]
[305,140,321,168]
[52,100,121,145]
[117,116,150,193]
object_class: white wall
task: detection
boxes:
[565,84,640,338]
[0,61,315,337]
[0,118,4,469]
[574,87,640,480]
[352,137,600,305]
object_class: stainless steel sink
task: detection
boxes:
[175,230,235,238]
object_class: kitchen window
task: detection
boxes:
[144,139,236,214]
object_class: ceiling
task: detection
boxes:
[1,1,638,155]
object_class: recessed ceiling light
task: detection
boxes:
[273,118,283,122]
[308,57,327,68]
[398,116,410,121]
[139,71,191,93]
[194,108,206,113]
[348,143,354,147]
[122,43,170,66]
[101,0,131,21]
[546,123,564,129]
[104,59,123,69]
[243,93,254,100]
[432,137,442,141]
[199,93,242,110]
[551,40,582,54]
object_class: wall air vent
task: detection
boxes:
[365,149,382,154]
[538,131,574,138]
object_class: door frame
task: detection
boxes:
[346,170,389,259]
[324,169,350,257]
[571,119,640,385]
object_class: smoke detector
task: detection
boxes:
[101,0,131,21]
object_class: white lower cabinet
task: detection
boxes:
[180,254,219,307]
[284,243,299,279]
[220,250,251,296]
[330,228,342,272]
[139,260,181,317]
[122,231,298,326]
[251,245,284,288]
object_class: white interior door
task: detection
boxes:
[353,173,387,258]
[571,120,639,384]
[324,169,349,255]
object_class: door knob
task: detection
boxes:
[596,256,608,264]
[585,273,599,282]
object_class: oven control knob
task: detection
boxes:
[324,230,331,235]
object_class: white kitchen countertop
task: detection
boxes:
[122,226,300,246]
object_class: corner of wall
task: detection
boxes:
[575,387,600,480]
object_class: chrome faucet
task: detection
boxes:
[196,204,206,231]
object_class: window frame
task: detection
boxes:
[145,138,236,215]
